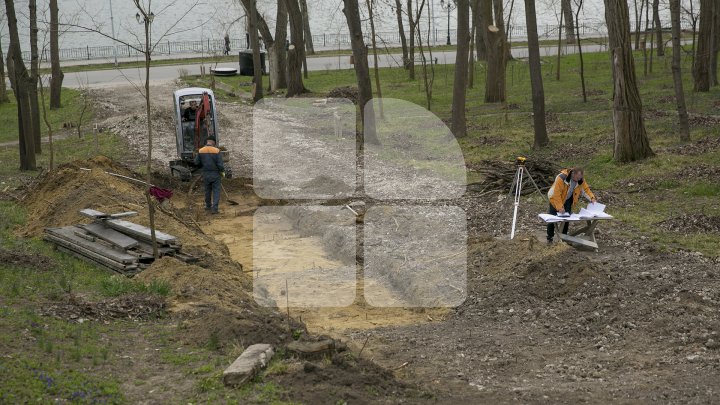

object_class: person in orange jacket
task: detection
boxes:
[546,167,597,243]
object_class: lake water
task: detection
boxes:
[3,0,673,53]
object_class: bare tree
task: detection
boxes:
[482,0,508,102]
[246,0,263,101]
[29,0,42,153]
[451,0,470,138]
[652,0,664,56]
[472,0,487,60]
[604,0,654,162]
[0,13,8,104]
[693,0,713,91]
[284,0,307,96]
[407,0,416,79]
[394,0,409,68]
[270,0,288,91]
[669,0,690,141]
[38,77,55,170]
[299,0,314,54]
[525,0,549,148]
[682,0,699,54]
[5,0,37,170]
[49,0,63,109]
[634,0,645,50]
[561,0,575,43]
[574,0,587,102]
[342,0,379,144]
[414,0,434,110]
[366,0,383,117]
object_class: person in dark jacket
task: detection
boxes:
[194,136,225,214]
[182,100,198,122]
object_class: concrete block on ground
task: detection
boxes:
[222,343,274,387]
[286,339,335,359]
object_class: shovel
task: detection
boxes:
[221,182,239,206]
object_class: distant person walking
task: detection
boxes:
[194,137,225,214]
[224,33,231,55]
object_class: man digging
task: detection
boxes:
[194,136,225,214]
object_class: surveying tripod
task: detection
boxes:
[509,157,548,239]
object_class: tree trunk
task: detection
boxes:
[342,0,378,144]
[478,0,493,62]
[451,0,470,138]
[473,0,487,60]
[561,0,576,44]
[634,0,641,50]
[50,0,64,109]
[395,0,409,68]
[407,0,415,79]
[604,0,654,162]
[269,0,288,91]
[483,0,507,103]
[5,0,37,170]
[299,0,315,55]
[693,0,713,91]
[141,10,159,259]
[576,1,587,102]
[29,0,42,154]
[556,8,563,81]
[0,32,8,104]
[284,0,307,96]
[366,0,383,118]
[643,0,650,76]
[652,0,664,56]
[525,0,549,148]
[468,11,476,88]
[711,1,719,86]
[669,0,690,141]
[248,0,263,102]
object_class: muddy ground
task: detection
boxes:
[32,82,720,403]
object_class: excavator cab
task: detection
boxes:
[170,88,232,180]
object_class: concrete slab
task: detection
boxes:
[222,344,274,387]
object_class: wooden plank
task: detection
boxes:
[45,235,138,272]
[105,219,178,245]
[133,240,177,256]
[80,222,139,249]
[80,208,109,219]
[168,250,199,263]
[45,227,138,264]
[109,211,138,219]
[559,233,599,249]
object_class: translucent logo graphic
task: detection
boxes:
[252,98,467,308]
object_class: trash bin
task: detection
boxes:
[238,50,267,76]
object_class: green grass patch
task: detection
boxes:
[0,88,91,144]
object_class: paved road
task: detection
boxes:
[64,42,613,89]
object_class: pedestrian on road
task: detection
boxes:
[224,33,231,55]
[194,136,225,214]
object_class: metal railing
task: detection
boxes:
[27,19,688,63]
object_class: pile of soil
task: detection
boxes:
[41,293,166,322]
[136,256,296,347]
[327,86,360,104]
[657,214,720,234]
[19,157,294,348]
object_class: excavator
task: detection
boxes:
[169,87,232,180]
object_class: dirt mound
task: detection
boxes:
[657,214,720,234]
[327,86,359,104]
[0,248,56,271]
[41,293,166,322]
[136,257,295,347]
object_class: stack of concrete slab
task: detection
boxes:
[44,209,197,276]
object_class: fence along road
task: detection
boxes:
[63,40,628,89]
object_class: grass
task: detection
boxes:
[0,88,91,144]
[188,47,720,256]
